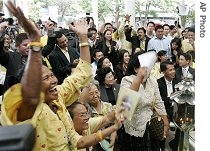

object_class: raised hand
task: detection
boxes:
[5,0,41,42]
[124,14,131,22]
[69,18,88,42]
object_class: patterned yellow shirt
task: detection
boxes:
[181,39,195,53]
[0,59,92,151]
[89,101,114,117]
[78,117,104,151]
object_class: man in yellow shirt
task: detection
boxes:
[181,28,195,53]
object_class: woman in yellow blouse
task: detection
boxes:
[67,101,125,151]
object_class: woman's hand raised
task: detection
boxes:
[5,0,41,42]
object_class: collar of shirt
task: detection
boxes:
[164,78,172,85]
[140,37,146,41]
[182,66,189,71]
[58,45,68,52]
[154,35,167,40]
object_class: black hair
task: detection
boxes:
[55,30,64,39]
[137,27,146,34]
[160,60,174,72]
[97,56,110,70]
[155,25,163,32]
[170,37,182,50]
[95,67,114,85]
[157,50,167,62]
[118,49,129,64]
[157,50,167,57]
[15,33,29,47]
[6,17,14,26]
[147,21,155,27]
[125,51,144,76]
[88,27,97,33]
[163,24,170,28]
[180,52,192,61]
[169,25,175,30]
[188,27,195,33]
[92,49,103,58]
[104,22,113,28]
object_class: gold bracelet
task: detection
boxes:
[97,130,103,141]
[79,42,89,47]
[29,42,43,47]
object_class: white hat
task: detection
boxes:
[138,51,157,77]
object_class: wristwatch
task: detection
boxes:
[30,45,42,52]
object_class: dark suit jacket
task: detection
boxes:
[96,40,119,67]
[0,51,22,93]
[99,84,120,105]
[175,66,195,82]
[157,76,179,121]
[114,63,125,84]
[89,39,100,63]
[48,45,79,84]
[0,36,55,93]
[125,29,150,54]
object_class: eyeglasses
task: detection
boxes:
[89,90,99,96]
[75,112,90,119]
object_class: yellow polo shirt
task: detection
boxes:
[0,59,92,151]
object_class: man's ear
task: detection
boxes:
[162,70,166,75]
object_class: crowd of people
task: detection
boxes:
[0,1,195,151]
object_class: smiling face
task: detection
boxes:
[94,51,104,62]
[179,55,190,68]
[72,104,90,134]
[41,65,58,103]
[123,52,130,64]
[4,34,11,48]
[16,39,30,56]
[104,30,112,41]
[137,29,146,40]
[104,71,115,87]
[56,34,68,49]
[102,58,112,68]
[164,64,176,81]
[87,84,101,105]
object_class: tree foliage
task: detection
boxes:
[26,0,194,27]
[0,0,3,11]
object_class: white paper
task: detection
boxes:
[116,87,140,121]
[138,51,157,77]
